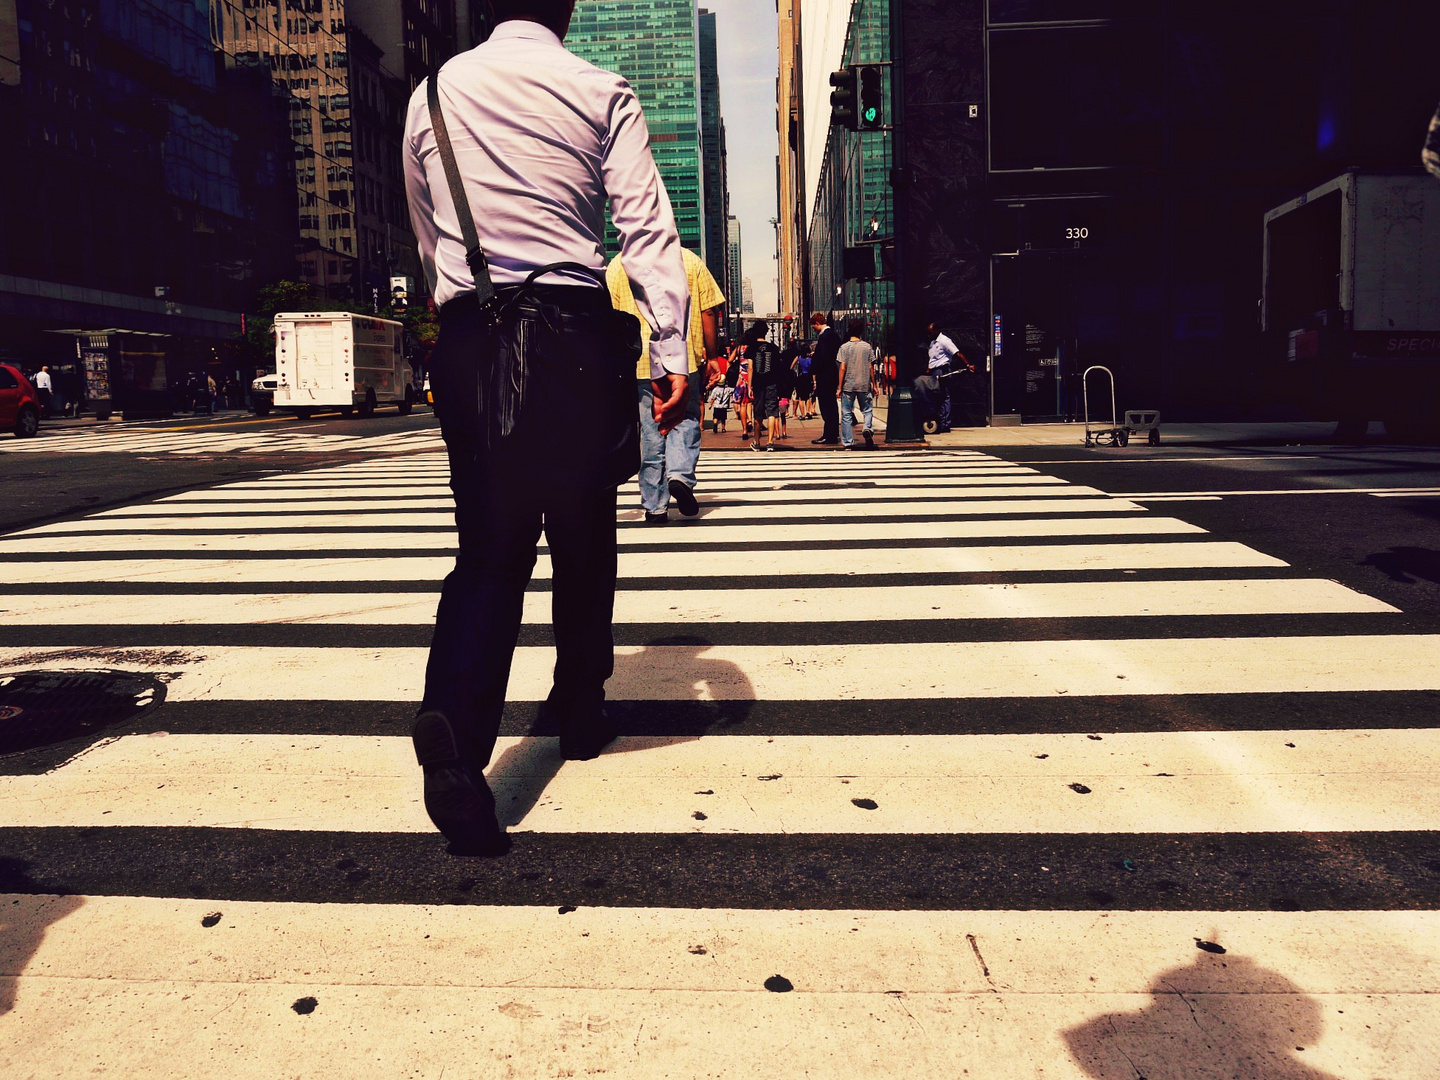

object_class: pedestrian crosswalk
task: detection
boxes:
[0,421,446,455]
[2,448,1437,1077]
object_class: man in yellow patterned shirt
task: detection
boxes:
[607,248,725,523]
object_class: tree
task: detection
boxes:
[233,281,371,371]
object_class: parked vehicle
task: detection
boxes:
[250,372,279,415]
[0,363,40,437]
[1263,170,1440,439]
[271,313,415,419]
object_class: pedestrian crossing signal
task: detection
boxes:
[829,67,859,131]
[859,65,883,129]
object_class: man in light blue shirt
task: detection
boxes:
[402,0,691,856]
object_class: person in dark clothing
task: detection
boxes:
[746,320,782,450]
[774,340,796,438]
[809,310,842,444]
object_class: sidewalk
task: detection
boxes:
[925,419,1381,448]
[699,401,1375,452]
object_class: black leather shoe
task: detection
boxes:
[558,707,619,761]
[811,436,836,445]
[412,711,510,856]
[645,511,668,525]
[863,430,874,448]
[668,478,699,517]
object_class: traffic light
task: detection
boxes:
[842,246,877,281]
[829,67,858,131]
[858,65,883,129]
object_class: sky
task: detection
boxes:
[703,0,780,313]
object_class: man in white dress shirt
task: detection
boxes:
[926,322,963,433]
[402,0,691,854]
[33,365,53,417]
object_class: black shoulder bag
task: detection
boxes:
[426,74,642,477]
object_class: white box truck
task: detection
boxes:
[272,312,416,419]
[1263,170,1440,439]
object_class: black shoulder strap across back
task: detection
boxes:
[426,72,497,308]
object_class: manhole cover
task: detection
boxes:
[0,670,166,755]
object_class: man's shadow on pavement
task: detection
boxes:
[487,636,755,829]
[0,859,84,1017]
[1063,950,1345,1080]
[1360,546,1440,586]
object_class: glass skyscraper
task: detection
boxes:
[697,8,729,299]
[568,0,705,255]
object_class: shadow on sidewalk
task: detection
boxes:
[0,859,84,1017]
[487,636,755,828]
[1063,949,1345,1080]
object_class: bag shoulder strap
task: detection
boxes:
[426,72,497,307]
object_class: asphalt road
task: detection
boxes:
[994,440,1440,627]
[3,423,1440,1074]
[0,406,443,534]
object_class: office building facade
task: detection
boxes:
[210,0,439,304]
[775,0,803,318]
[726,216,744,315]
[697,8,729,304]
[0,0,293,378]
[805,0,892,344]
[569,0,705,255]
[791,0,1438,422]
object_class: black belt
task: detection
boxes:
[440,281,612,321]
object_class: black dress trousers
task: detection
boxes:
[812,327,842,441]
[422,287,639,772]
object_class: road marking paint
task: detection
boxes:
[4,634,1432,702]
[3,729,1437,834]
[0,542,1287,582]
[9,516,1207,549]
[1,899,1431,1080]
[0,578,1392,627]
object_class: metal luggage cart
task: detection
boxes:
[1082,366,1161,447]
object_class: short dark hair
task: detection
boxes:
[488,0,572,32]
[748,319,769,340]
[847,318,866,339]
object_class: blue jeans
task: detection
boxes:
[636,376,702,513]
[839,390,874,446]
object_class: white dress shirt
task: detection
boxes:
[403,20,690,377]
[33,369,52,391]
[928,332,959,370]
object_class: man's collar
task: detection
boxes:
[489,19,563,47]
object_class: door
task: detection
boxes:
[297,323,334,391]
[993,251,1106,422]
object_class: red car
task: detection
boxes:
[0,363,41,437]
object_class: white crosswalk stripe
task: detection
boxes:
[1,447,1435,1076]
[0,423,447,455]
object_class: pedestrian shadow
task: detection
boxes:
[487,636,755,829]
[1063,950,1346,1080]
[0,858,84,1018]
[1360,546,1440,585]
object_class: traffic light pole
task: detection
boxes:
[883,0,921,443]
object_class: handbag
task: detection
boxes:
[426,74,642,459]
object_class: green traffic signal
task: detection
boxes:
[858,65,883,130]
